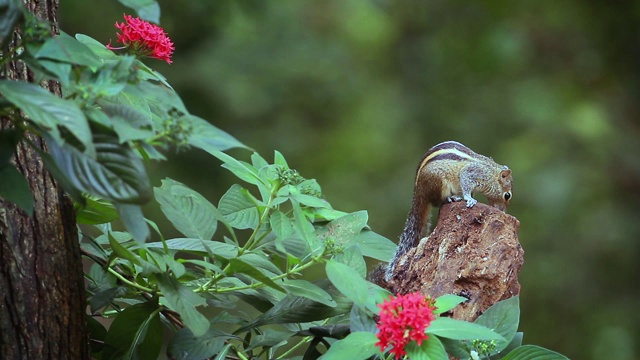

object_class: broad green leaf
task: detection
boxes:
[406,336,448,360]
[76,33,119,60]
[501,345,569,360]
[36,31,101,68]
[347,230,396,261]
[156,273,209,337]
[325,260,369,308]
[250,152,269,169]
[281,279,336,307]
[333,246,366,278]
[143,238,237,259]
[76,195,118,225]
[168,328,235,360]
[103,103,154,143]
[427,317,505,341]
[495,332,524,358]
[439,338,471,359]
[102,301,162,360]
[0,165,33,215]
[269,210,293,240]
[90,286,123,313]
[0,80,93,154]
[187,116,247,153]
[116,203,150,243]
[46,132,152,204]
[235,293,351,334]
[475,295,520,353]
[154,178,217,240]
[317,211,368,245]
[349,304,376,333]
[218,184,259,229]
[273,150,288,168]
[319,331,379,360]
[291,199,321,253]
[108,232,139,265]
[227,258,285,292]
[209,150,262,186]
[290,192,331,209]
[433,294,468,315]
[87,315,108,355]
[118,0,160,24]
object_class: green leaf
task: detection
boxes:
[118,0,160,24]
[269,210,293,240]
[235,293,351,334]
[103,301,162,360]
[76,33,120,60]
[317,211,369,245]
[209,150,263,186]
[156,273,209,337]
[439,338,471,359]
[116,203,150,243]
[325,260,369,308]
[475,295,520,353]
[406,336,449,360]
[143,238,238,259]
[187,115,247,153]
[218,184,259,229]
[36,31,101,68]
[501,345,569,360]
[168,328,235,360]
[0,165,33,215]
[76,195,118,225]
[347,230,396,262]
[427,317,505,341]
[333,246,366,278]
[291,199,321,253]
[227,258,285,292]
[103,103,154,143]
[0,80,93,154]
[433,294,468,315]
[108,232,141,266]
[281,279,336,307]
[154,178,217,240]
[319,331,379,360]
[46,132,152,204]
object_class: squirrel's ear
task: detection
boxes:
[500,169,512,178]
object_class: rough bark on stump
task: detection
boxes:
[383,201,522,322]
[0,0,89,358]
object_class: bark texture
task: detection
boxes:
[383,201,523,322]
[0,0,88,358]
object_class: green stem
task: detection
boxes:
[239,194,275,254]
[200,257,322,294]
[107,266,155,293]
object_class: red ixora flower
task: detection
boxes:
[107,14,174,64]
[375,292,437,359]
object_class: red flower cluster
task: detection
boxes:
[107,14,174,64]
[375,292,437,359]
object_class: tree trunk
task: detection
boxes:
[382,202,523,321]
[0,0,88,358]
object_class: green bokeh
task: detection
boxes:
[60,1,640,359]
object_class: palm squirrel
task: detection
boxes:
[384,141,513,281]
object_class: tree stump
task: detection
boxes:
[383,201,523,322]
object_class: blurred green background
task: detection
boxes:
[60,1,640,359]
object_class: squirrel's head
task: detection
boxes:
[489,167,512,211]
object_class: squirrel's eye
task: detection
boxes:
[504,192,512,201]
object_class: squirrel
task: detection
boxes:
[384,141,513,281]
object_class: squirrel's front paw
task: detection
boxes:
[465,198,478,208]
[448,195,463,203]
